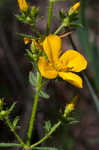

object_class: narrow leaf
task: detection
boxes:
[39,90,50,99]
[29,72,37,86]
[13,116,20,128]
[8,103,16,114]
[84,74,99,113]
[35,147,58,150]
[0,143,22,147]
[16,32,37,39]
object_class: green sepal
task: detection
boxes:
[59,9,66,21]
[39,90,50,99]
[29,72,37,87]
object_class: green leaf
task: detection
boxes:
[84,74,99,113]
[44,120,52,133]
[26,50,34,62]
[16,32,37,40]
[29,72,37,86]
[35,147,58,150]
[70,23,83,28]
[39,90,50,99]
[0,143,22,147]
[13,116,20,129]
[8,103,16,114]
[91,36,99,90]
[59,9,66,20]
[67,117,79,125]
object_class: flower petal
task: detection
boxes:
[38,57,57,79]
[43,34,62,63]
[58,72,83,88]
[17,0,28,11]
[59,50,87,72]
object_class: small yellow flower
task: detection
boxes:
[24,37,43,50]
[38,34,87,88]
[72,2,80,12]
[17,0,28,12]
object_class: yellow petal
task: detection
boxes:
[58,72,83,88]
[38,57,57,79]
[43,34,62,63]
[72,2,80,12]
[24,38,31,45]
[17,0,28,12]
[59,50,87,72]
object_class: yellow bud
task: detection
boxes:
[0,99,2,105]
[67,103,74,112]
[72,96,78,104]
[64,96,78,117]
[17,0,28,12]
[72,2,80,12]
[68,2,80,16]
[24,37,31,45]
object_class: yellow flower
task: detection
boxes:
[17,0,28,12]
[38,34,87,88]
[24,37,43,49]
[72,2,80,12]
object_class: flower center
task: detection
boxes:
[54,62,73,72]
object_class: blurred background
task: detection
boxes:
[0,0,99,149]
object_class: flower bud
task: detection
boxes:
[64,96,78,117]
[68,2,80,16]
[0,99,3,111]
[17,0,28,12]
[72,2,80,12]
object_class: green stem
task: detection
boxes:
[5,117,25,147]
[27,71,42,146]
[30,121,61,149]
[54,23,64,35]
[46,0,54,35]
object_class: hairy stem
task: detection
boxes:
[31,121,61,149]
[5,117,25,147]
[54,23,64,35]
